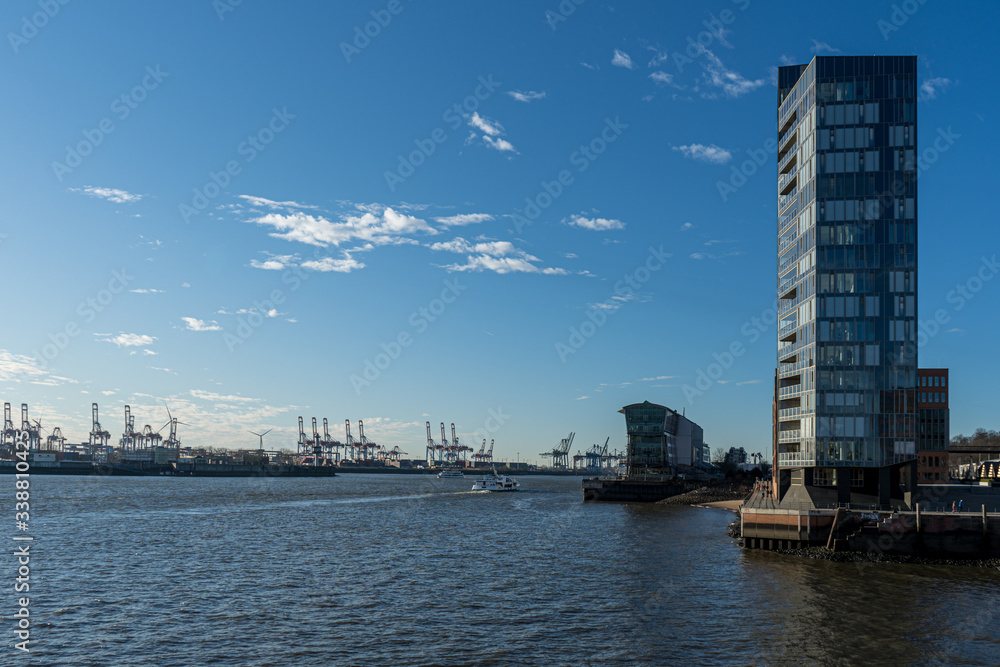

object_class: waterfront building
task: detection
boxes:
[917,368,950,483]
[774,56,919,508]
[620,401,705,475]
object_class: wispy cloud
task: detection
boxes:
[698,48,766,98]
[96,332,156,347]
[809,39,841,54]
[468,112,503,136]
[679,222,694,231]
[181,317,222,332]
[130,288,165,294]
[250,253,298,271]
[576,395,590,401]
[565,214,625,231]
[649,71,678,86]
[237,195,319,210]
[301,256,365,273]
[431,237,567,275]
[673,143,732,164]
[639,376,675,381]
[434,213,494,227]
[611,49,634,69]
[690,251,741,261]
[467,113,517,153]
[70,186,143,204]
[508,90,546,103]
[920,77,952,101]
[249,206,436,248]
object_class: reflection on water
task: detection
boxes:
[19,474,1000,666]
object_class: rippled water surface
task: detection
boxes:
[8,474,1000,665]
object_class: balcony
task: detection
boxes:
[778,148,797,174]
[778,429,802,443]
[778,167,798,195]
[778,384,801,399]
[778,249,798,274]
[778,357,810,377]
[778,201,799,233]
[778,127,797,155]
[778,407,804,420]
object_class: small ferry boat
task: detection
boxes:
[437,469,465,479]
[471,467,520,492]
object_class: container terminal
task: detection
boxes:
[0,402,602,477]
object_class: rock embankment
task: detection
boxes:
[656,484,750,506]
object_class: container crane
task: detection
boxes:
[89,403,110,461]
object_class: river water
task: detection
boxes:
[8,474,1000,665]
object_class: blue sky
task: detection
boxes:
[2,0,998,462]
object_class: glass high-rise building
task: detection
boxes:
[774,56,918,507]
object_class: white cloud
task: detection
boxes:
[736,380,761,386]
[101,390,116,396]
[249,207,436,248]
[70,186,143,204]
[96,332,156,347]
[920,77,952,101]
[0,350,53,384]
[673,143,732,164]
[566,214,625,231]
[237,195,318,210]
[301,256,365,273]
[611,49,634,69]
[431,237,567,275]
[250,253,297,271]
[434,213,494,227]
[639,376,675,381]
[483,136,517,153]
[699,48,766,98]
[508,90,546,103]
[809,39,841,54]
[576,396,590,401]
[649,71,676,85]
[469,112,503,136]
[680,222,694,231]
[564,253,578,259]
[182,317,222,332]
[190,389,259,403]
[691,251,741,261]
[779,54,798,66]
[130,288,165,294]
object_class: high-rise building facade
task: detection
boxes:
[775,56,918,506]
